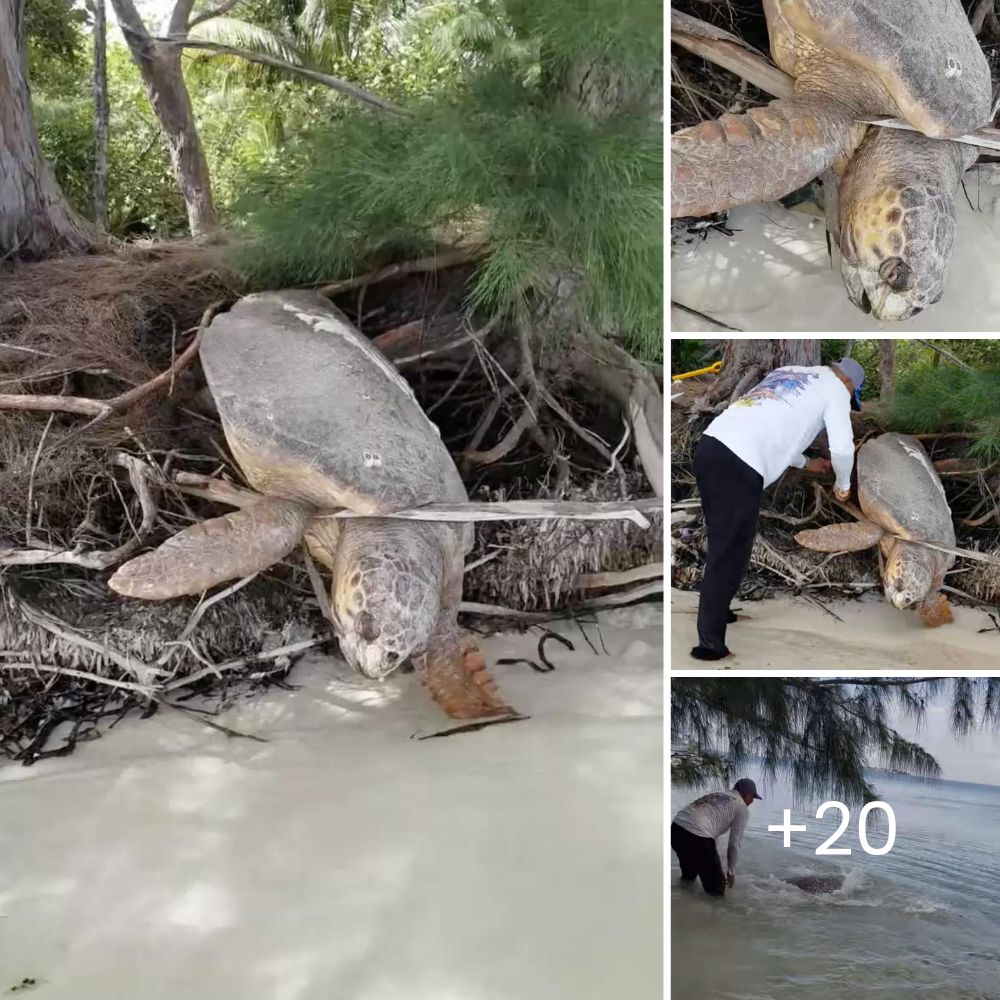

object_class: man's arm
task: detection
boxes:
[726,807,749,874]
[824,393,856,492]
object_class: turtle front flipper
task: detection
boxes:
[794,519,884,553]
[109,498,312,599]
[416,630,515,720]
[918,592,953,628]
[671,98,864,218]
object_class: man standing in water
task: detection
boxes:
[671,779,763,897]
[691,358,865,661]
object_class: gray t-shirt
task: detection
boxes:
[673,790,750,873]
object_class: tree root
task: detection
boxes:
[318,244,488,298]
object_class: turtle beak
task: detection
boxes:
[889,590,913,610]
[341,625,405,680]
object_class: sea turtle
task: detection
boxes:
[671,0,992,320]
[109,290,513,720]
[795,432,955,627]
[784,874,845,895]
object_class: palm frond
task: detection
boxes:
[188,16,305,65]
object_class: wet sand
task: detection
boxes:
[670,588,1000,669]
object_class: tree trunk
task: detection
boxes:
[109,0,216,236]
[93,0,109,230]
[703,339,821,408]
[141,48,216,236]
[877,340,895,401]
[0,0,96,258]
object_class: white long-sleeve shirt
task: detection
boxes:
[704,366,856,491]
[673,790,750,874]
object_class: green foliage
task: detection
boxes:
[886,365,1000,462]
[234,0,663,357]
[669,339,715,376]
[236,91,662,355]
[672,678,1000,807]
[25,0,88,76]
[26,0,662,359]
[34,46,188,235]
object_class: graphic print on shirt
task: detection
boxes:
[733,368,821,408]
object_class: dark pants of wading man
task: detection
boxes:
[671,822,726,897]
[693,435,764,657]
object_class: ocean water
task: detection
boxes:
[670,773,1000,1000]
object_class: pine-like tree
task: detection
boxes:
[232,0,663,359]
[672,677,1000,807]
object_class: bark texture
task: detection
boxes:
[704,339,821,408]
[878,339,896,401]
[92,0,109,230]
[109,0,216,236]
[0,0,96,258]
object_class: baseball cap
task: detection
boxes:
[734,778,763,800]
[834,357,865,411]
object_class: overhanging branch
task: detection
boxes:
[153,35,406,114]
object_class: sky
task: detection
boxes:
[890,693,1000,786]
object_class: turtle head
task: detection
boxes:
[333,526,445,680]
[839,183,955,322]
[884,542,936,610]
[837,130,962,322]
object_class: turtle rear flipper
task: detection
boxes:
[109,498,312,599]
[795,520,885,553]
[671,98,862,218]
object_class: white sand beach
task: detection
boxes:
[670,588,1000,669]
[0,608,662,1000]
[671,170,1000,332]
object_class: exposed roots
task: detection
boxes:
[0,243,662,761]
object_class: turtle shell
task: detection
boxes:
[856,433,955,549]
[773,0,991,135]
[200,290,468,514]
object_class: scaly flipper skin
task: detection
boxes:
[416,631,515,720]
[795,519,884,553]
[109,498,312,599]
[918,592,953,628]
[671,97,863,218]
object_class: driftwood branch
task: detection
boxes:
[317,245,488,298]
[575,562,663,590]
[174,472,661,526]
[671,7,793,99]
[463,406,536,465]
[163,638,324,692]
[325,499,660,528]
[0,302,219,421]
[759,482,826,526]
[0,454,159,569]
[0,661,154,695]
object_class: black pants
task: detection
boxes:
[671,822,725,896]
[693,435,764,654]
